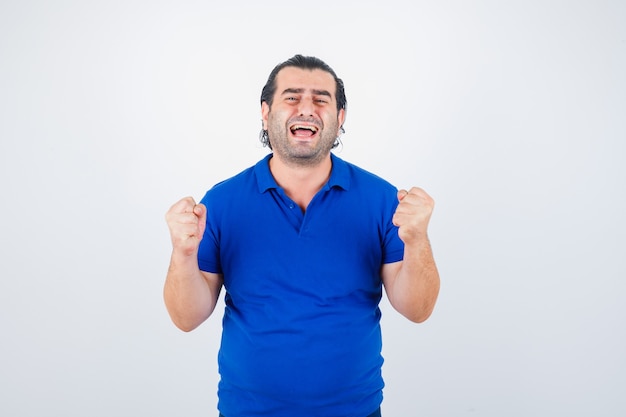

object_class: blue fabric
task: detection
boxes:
[220,406,380,417]
[198,154,404,417]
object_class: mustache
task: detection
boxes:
[287,116,322,129]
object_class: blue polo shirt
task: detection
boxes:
[198,153,404,417]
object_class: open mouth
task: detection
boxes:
[289,124,319,138]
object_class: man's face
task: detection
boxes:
[262,66,345,166]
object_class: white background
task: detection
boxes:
[1,1,624,416]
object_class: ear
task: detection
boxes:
[261,102,270,130]
[337,108,346,134]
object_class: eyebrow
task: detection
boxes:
[281,88,332,98]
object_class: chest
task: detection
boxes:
[216,188,386,299]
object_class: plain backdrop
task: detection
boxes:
[1,1,624,416]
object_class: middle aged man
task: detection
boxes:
[164,54,440,417]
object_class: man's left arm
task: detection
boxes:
[381,187,440,323]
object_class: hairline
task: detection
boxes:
[267,67,338,108]
[260,55,347,113]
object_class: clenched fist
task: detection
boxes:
[392,187,434,245]
[165,197,207,256]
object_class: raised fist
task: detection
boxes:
[392,187,434,245]
[165,197,207,256]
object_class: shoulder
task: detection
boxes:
[332,154,397,194]
[201,169,249,205]
[200,157,269,207]
[211,166,255,192]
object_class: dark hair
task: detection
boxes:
[260,54,347,112]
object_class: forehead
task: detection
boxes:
[274,67,336,97]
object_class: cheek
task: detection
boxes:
[322,113,340,131]
[267,108,291,126]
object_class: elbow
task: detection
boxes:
[170,312,212,332]
[404,307,435,324]
[393,297,438,323]
[164,293,214,332]
[172,318,201,332]
[401,283,440,323]
[165,304,210,332]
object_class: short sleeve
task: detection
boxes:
[197,191,222,274]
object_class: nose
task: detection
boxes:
[297,96,315,117]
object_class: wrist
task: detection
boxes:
[170,247,199,263]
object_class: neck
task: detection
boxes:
[269,153,332,211]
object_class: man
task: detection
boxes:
[164,55,440,417]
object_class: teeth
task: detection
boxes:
[291,125,318,132]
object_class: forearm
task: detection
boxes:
[389,237,440,323]
[163,251,221,332]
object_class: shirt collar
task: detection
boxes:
[327,153,351,191]
[254,153,351,193]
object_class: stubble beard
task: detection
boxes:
[267,115,338,168]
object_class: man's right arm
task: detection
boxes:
[163,197,223,332]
